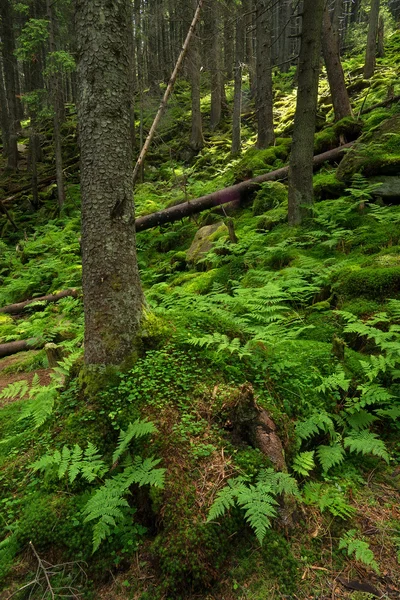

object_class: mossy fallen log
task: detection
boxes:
[135,142,353,232]
[0,289,79,315]
[0,338,44,359]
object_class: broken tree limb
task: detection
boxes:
[135,142,354,232]
[132,0,204,184]
[0,338,44,359]
[0,288,79,315]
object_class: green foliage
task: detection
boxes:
[339,530,380,573]
[291,451,315,477]
[207,469,298,545]
[302,482,355,519]
[15,18,49,59]
[30,420,164,553]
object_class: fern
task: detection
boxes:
[0,379,29,400]
[296,412,335,442]
[339,529,380,574]
[302,482,355,519]
[112,420,158,464]
[207,469,298,545]
[291,451,315,477]
[31,441,107,483]
[316,443,345,473]
[343,430,390,463]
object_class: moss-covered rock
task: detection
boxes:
[336,266,400,299]
[336,114,400,182]
[186,222,228,264]
[252,181,288,215]
[313,170,346,200]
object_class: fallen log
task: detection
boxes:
[360,93,400,115]
[135,142,354,232]
[0,338,44,359]
[0,289,79,315]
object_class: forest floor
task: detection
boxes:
[1,35,400,600]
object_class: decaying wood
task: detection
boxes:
[0,288,79,315]
[135,142,354,232]
[44,343,64,367]
[0,338,44,359]
[360,93,400,115]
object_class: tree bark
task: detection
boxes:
[209,0,223,131]
[288,0,325,226]
[0,60,10,160]
[46,0,66,209]
[364,0,381,79]
[188,0,204,151]
[255,0,275,149]
[0,0,19,170]
[322,5,353,122]
[231,7,245,156]
[75,0,143,366]
[135,143,353,232]
[0,289,79,315]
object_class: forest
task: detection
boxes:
[0,0,400,598]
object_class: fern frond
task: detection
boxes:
[258,469,300,498]
[344,409,378,430]
[316,443,345,473]
[207,478,244,522]
[339,530,380,574]
[296,412,334,441]
[302,482,355,519]
[236,482,278,545]
[344,430,390,463]
[18,385,57,427]
[292,451,315,477]
[0,380,29,400]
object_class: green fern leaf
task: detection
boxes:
[58,445,71,479]
[339,530,380,574]
[316,443,345,473]
[0,380,29,400]
[296,412,334,442]
[344,430,390,463]
[258,469,300,498]
[112,420,157,464]
[344,409,378,430]
[292,451,315,476]
[236,482,278,545]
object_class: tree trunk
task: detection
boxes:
[244,0,256,96]
[364,0,381,79]
[0,0,19,170]
[255,0,275,149]
[224,6,234,80]
[231,7,245,156]
[75,0,143,366]
[0,61,10,159]
[188,0,204,151]
[322,5,353,122]
[377,14,385,58]
[288,0,325,226]
[46,0,65,209]
[209,0,223,131]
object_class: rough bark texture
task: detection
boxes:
[188,0,204,151]
[322,5,353,122]
[75,0,143,366]
[135,143,353,232]
[255,0,275,148]
[364,0,381,79]
[46,0,66,209]
[231,7,245,156]
[0,0,19,170]
[0,289,79,315]
[288,0,325,226]
[0,61,10,159]
[209,0,222,130]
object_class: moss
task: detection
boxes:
[336,266,400,299]
[314,126,338,154]
[256,204,287,231]
[341,298,384,317]
[313,171,346,200]
[332,116,363,139]
[252,182,288,215]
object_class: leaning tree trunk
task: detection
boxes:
[255,0,275,148]
[288,0,325,225]
[364,0,381,79]
[75,0,143,366]
[322,5,353,122]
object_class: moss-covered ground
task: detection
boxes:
[0,33,400,600]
